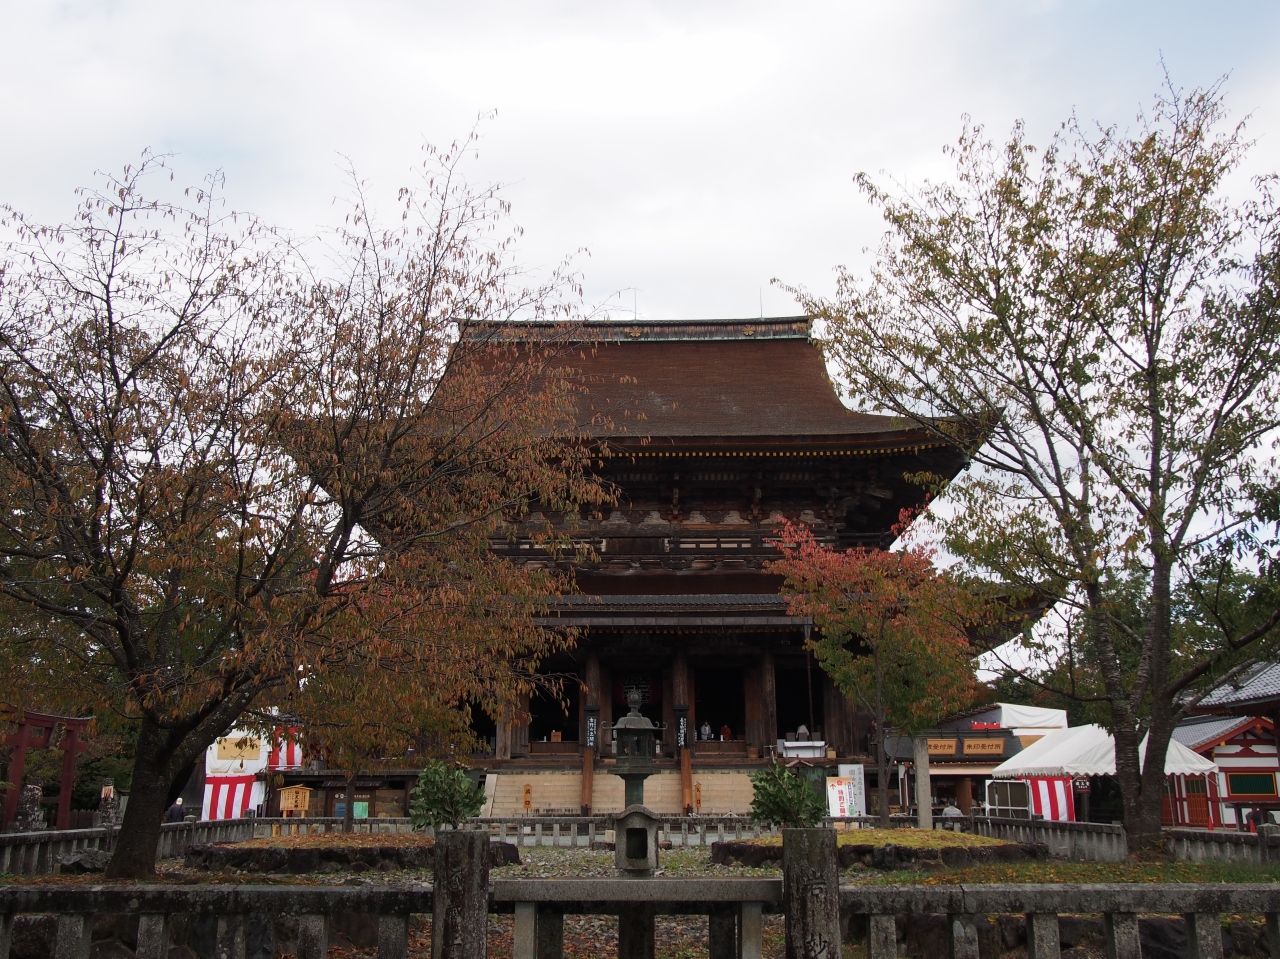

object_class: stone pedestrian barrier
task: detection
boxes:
[1,879,1279,959]
[841,884,1280,959]
[0,819,255,876]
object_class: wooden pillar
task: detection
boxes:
[496,720,513,760]
[598,665,613,754]
[957,777,974,815]
[513,693,531,758]
[673,651,693,815]
[744,665,762,750]
[580,653,601,815]
[760,651,778,755]
[822,676,856,758]
[661,666,675,755]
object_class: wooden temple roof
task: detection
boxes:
[474,317,933,449]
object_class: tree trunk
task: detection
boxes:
[876,721,890,828]
[104,720,179,879]
[343,772,357,833]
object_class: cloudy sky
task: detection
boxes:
[3,1,1279,320]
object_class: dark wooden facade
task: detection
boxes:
[474,317,967,814]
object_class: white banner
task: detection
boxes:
[827,764,866,818]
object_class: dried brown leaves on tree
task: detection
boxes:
[787,80,1280,850]
[0,138,604,875]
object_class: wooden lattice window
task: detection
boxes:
[1226,772,1277,797]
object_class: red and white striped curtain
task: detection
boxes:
[201,775,262,820]
[1027,777,1076,822]
[268,732,303,769]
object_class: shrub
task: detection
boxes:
[748,759,827,828]
[409,760,485,830]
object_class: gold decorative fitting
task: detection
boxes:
[742,326,756,337]
[626,328,643,338]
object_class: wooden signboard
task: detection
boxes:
[927,739,957,756]
[963,739,1005,756]
[216,737,261,761]
[278,786,311,816]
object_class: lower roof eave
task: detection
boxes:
[535,615,807,628]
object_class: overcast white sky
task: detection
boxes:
[4,1,1279,320]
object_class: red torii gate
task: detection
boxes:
[1,706,92,831]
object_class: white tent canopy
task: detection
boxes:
[991,724,1217,778]
[945,702,1068,736]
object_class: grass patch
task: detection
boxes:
[747,828,1012,849]
[845,858,1280,885]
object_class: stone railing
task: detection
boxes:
[1167,824,1280,864]
[2,878,1277,959]
[0,819,254,876]
[971,816,1128,862]
[844,883,1280,959]
[473,814,779,847]
[250,817,413,838]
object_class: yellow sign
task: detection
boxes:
[278,786,312,814]
[523,784,533,809]
[927,739,957,755]
[963,739,1005,756]
[215,737,261,761]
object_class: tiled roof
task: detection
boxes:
[468,317,921,440]
[1199,662,1280,709]
[568,338,910,439]
[1172,715,1256,750]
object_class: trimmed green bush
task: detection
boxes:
[409,760,485,830]
[748,759,827,828]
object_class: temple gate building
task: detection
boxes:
[471,316,969,817]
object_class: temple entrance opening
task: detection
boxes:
[467,704,497,755]
[776,662,825,742]
[693,666,745,741]
[529,680,581,745]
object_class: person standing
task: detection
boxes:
[164,797,186,823]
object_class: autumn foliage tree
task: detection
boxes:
[0,138,603,876]
[787,80,1280,850]
[768,521,980,826]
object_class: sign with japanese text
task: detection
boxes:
[962,739,1005,755]
[827,765,866,817]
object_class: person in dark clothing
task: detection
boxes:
[164,798,186,823]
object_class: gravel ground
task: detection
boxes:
[503,846,779,878]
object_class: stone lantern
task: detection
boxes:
[613,689,660,807]
[615,804,661,875]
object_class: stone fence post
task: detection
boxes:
[433,829,490,959]
[782,827,840,959]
